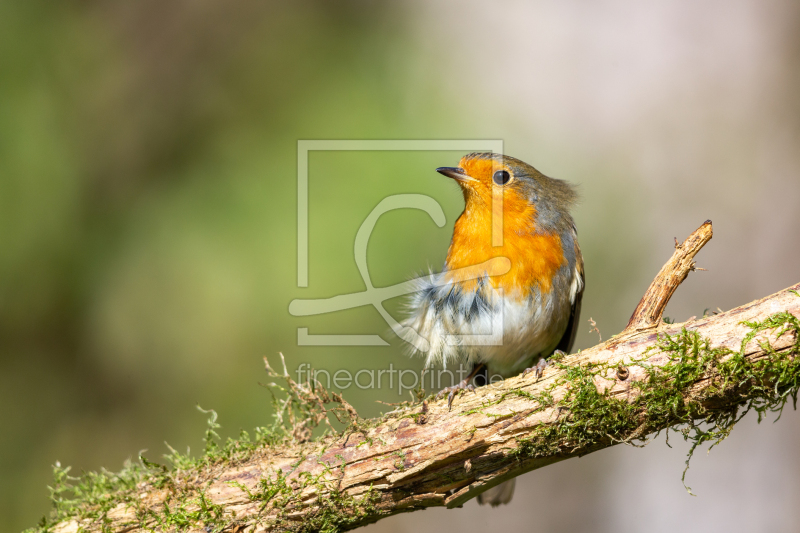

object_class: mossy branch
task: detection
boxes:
[37,222,800,533]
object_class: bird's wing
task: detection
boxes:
[555,224,584,355]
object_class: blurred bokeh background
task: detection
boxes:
[2,0,800,531]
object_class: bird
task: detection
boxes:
[402,152,584,506]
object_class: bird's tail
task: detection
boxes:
[477,479,516,506]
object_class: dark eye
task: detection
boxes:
[492,170,511,185]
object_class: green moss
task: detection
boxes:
[26,406,284,533]
[511,309,800,494]
[35,461,146,533]
[296,486,380,533]
[26,374,323,533]
[26,308,800,531]
[392,450,407,471]
[233,460,380,533]
[142,489,226,532]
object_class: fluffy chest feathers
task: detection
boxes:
[444,198,567,297]
[403,206,579,378]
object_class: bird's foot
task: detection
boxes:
[437,379,476,411]
[522,350,564,381]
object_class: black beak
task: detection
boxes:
[436,167,472,182]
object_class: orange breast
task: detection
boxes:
[444,190,566,296]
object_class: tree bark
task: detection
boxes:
[50,222,800,533]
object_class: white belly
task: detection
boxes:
[401,275,572,379]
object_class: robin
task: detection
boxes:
[402,152,584,506]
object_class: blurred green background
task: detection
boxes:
[2,1,800,532]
